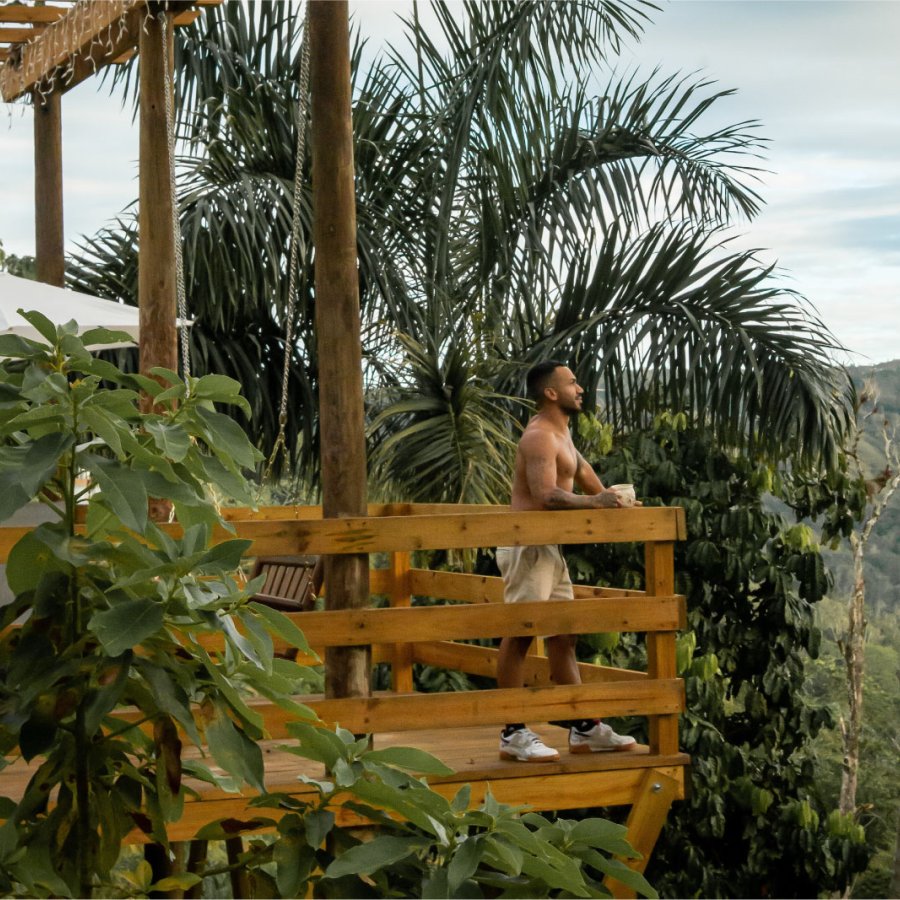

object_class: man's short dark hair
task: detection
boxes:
[526,360,566,403]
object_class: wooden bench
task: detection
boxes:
[249,555,323,612]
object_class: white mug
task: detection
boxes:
[610,483,636,507]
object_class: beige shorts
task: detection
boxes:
[496,545,574,603]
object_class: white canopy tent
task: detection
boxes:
[0,272,141,348]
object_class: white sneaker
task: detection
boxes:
[569,720,637,753]
[499,727,560,762]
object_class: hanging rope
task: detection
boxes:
[263,3,312,482]
[159,8,191,387]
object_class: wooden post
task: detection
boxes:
[309,0,371,699]
[645,541,679,755]
[138,7,178,392]
[389,551,414,693]
[33,89,65,287]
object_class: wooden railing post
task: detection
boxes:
[645,541,680,756]
[389,551,414,693]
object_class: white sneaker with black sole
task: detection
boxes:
[569,720,637,753]
[499,727,560,762]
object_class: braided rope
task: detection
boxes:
[159,8,191,387]
[264,3,312,480]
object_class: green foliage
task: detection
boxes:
[368,334,523,504]
[69,0,852,491]
[196,724,656,899]
[0,316,323,898]
[0,239,36,279]
[569,415,869,897]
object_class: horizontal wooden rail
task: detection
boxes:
[408,569,504,603]
[103,677,682,741]
[269,596,685,648]
[300,680,684,734]
[220,503,508,521]
[412,641,649,685]
[406,570,647,604]
[0,506,684,562]
[211,507,687,556]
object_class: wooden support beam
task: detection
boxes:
[603,768,679,899]
[0,2,220,102]
[0,6,70,25]
[645,542,681,756]
[32,88,65,287]
[138,9,178,393]
[0,26,41,42]
[388,551,414,692]
[309,0,370,702]
[1,1,138,102]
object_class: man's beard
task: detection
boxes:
[559,399,582,416]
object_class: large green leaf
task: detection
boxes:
[248,601,313,657]
[325,835,425,878]
[447,835,484,892]
[88,598,165,656]
[193,406,259,469]
[83,455,148,533]
[274,834,315,898]
[16,309,58,343]
[5,529,67,595]
[0,333,44,358]
[0,432,73,519]
[363,746,454,776]
[144,420,192,462]
[204,701,265,792]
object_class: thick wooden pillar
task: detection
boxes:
[309,0,371,699]
[33,89,65,287]
[138,8,178,388]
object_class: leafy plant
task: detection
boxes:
[0,313,315,898]
[195,723,656,899]
[570,414,870,897]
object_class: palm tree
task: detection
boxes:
[67,0,852,501]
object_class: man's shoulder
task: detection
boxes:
[520,417,566,453]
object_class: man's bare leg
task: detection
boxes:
[497,635,534,688]
[546,633,580,685]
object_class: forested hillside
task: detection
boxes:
[808,357,899,898]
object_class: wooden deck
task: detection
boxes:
[0,724,688,842]
[1,503,689,896]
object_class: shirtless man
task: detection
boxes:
[497,360,638,762]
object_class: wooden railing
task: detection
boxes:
[214,503,689,757]
[0,505,686,755]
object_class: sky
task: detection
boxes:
[1,0,898,364]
